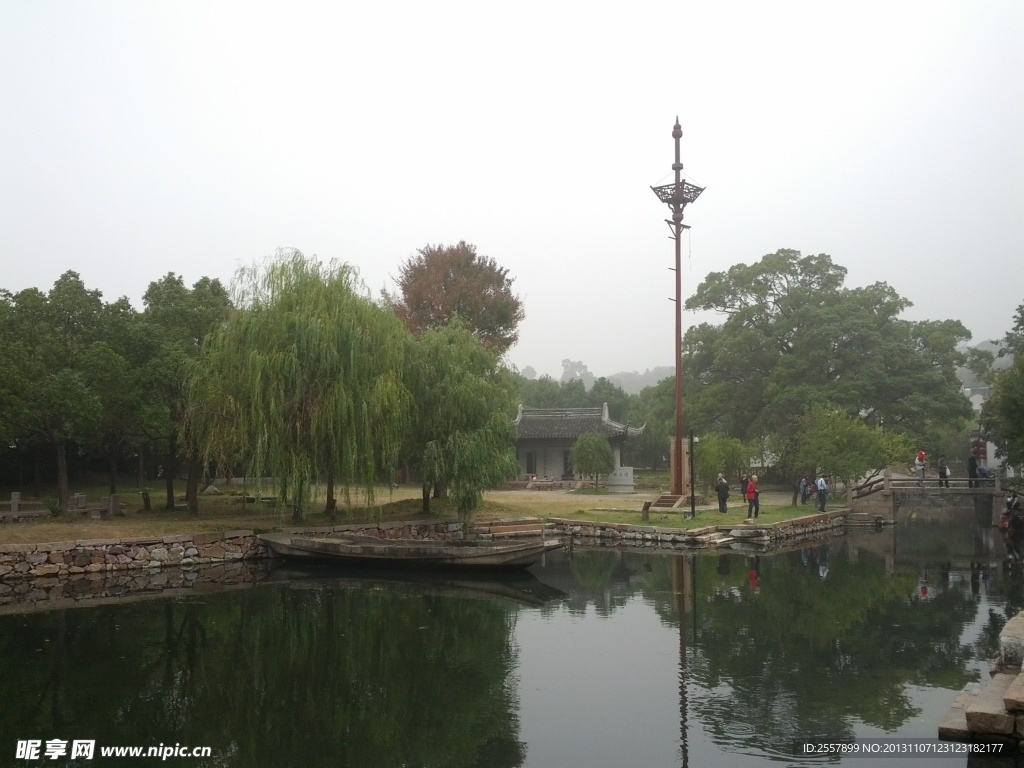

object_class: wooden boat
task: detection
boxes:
[258,532,563,570]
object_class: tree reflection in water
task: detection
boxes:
[0,580,524,768]
[0,522,1012,768]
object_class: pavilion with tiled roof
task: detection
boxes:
[513,403,644,492]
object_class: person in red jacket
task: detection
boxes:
[746,474,760,519]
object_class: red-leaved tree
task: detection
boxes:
[385,241,525,354]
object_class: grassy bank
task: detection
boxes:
[0,483,842,544]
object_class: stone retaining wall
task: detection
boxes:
[548,509,848,550]
[0,530,264,580]
[0,561,267,614]
[0,520,468,612]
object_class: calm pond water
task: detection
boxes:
[1,506,1022,767]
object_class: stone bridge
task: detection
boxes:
[848,471,1003,525]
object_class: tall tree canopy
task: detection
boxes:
[384,241,525,354]
[682,249,973,446]
[985,355,1024,468]
[1001,302,1024,359]
[141,273,232,511]
[403,323,519,517]
[0,273,129,513]
[984,303,1024,468]
[186,251,410,521]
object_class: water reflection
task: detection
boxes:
[0,570,527,767]
[1,508,1021,767]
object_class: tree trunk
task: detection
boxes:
[32,445,41,498]
[325,473,337,520]
[137,445,145,490]
[108,450,118,495]
[422,484,431,515]
[165,433,177,510]
[186,452,201,515]
[55,440,69,515]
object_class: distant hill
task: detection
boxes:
[607,367,674,395]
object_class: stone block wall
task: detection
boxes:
[547,509,847,551]
[0,530,263,581]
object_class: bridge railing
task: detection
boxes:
[889,476,998,490]
[852,475,886,500]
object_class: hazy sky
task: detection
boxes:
[2,1,1021,380]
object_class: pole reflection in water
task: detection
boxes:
[672,554,696,768]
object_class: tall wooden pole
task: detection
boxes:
[652,119,702,497]
[672,120,685,496]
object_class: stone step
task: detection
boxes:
[939,682,981,741]
[1006,672,1024,712]
[487,529,552,540]
[470,522,552,536]
[651,495,682,508]
[966,673,1017,735]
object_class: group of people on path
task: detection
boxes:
[713,471,831,519]
[914,449,989,488]
[798,474,831,513]
[715,473,762,518]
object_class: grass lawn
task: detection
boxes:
[0,483,842,544]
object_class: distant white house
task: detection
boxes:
[513,403,644,492]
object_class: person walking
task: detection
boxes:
[746,474,760,519]
[799,475,809,505]
[937,455,949,488]
[915,450,926,487]
[967,452,980,488]
[816,474,829,512]
[715,473,730,513]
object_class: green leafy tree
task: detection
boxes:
[588,377,630,423]
[570,431,615,488]
[683,249,973,445]
[141,273,233,511]
[86,296,156,495]
[0,273,127,513]
[1001,302,1024,358]
[793,404,912,490]
[403,322,519,517]
[625,377,674,470]
[985,355,1024,468]
[515,374,564,409]
[694,433,749,492]
[514,372,629,422]
[186,250,410,521]
[384,240,525,354]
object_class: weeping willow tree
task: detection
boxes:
[403,322,519,517]
[185,250,410,521]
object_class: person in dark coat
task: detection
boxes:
[715,474,730,513]
[967,452,979,488]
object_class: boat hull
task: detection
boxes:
[259,532,563,570]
